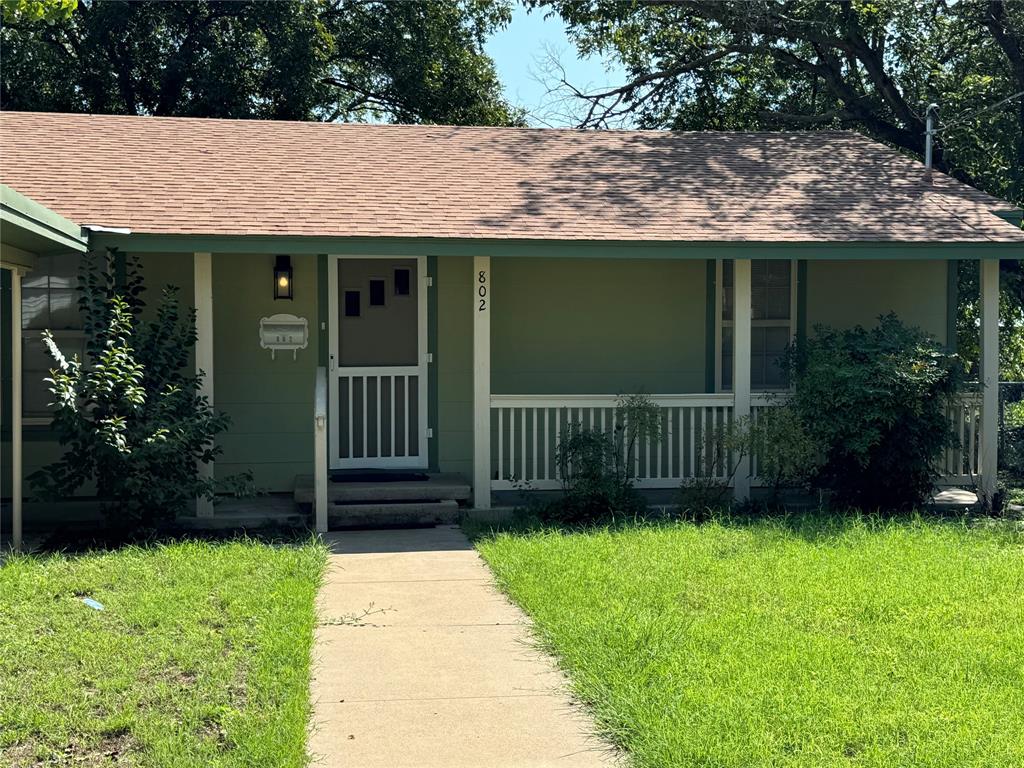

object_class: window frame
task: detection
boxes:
[714,258,798,393]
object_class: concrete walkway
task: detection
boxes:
[309,525,616,767]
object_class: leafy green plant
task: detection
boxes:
[1003,399,1024,478]
[544,393,661,523]
[679,415,752,516]
[30,249,249,531]
[786,313,965,510]
[750,402,823,501]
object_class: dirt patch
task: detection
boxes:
[4,731,137,766]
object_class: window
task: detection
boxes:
[21,254,85,421]
[717,259,797,391]
[369,279,386,307]
[394,268,410,296]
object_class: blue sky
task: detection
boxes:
[485,3,626,126]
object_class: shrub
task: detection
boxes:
[30,249,249,531]
[679,415,751,515]
[749,402,823,500]
[543,393,660,523]
[1002,399,1024,478]
[786,313,964,510]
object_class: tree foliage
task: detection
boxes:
[29,250,247,530]
[1,0,523,125]
[2,0,75,24]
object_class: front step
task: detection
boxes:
[294,473,471,506]
[327,500,460,529]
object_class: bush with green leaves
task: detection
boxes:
[543,393,661,523]
[1003,399,1024,478]
[679,415,751,515]
[785,313,964,510]
[30,249,247,530]
[749,403,823,500]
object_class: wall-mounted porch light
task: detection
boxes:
[274,255,293,300]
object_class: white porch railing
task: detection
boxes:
[489,392,982,491]
[939,393,983,486]
[490,393,738,490]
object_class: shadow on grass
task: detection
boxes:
[20,522,317,559]
[464,503,1022,547]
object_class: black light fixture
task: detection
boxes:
[274,255,293,300]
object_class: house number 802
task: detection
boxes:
[477,270,487,311]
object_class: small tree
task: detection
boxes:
[786,313,964,510]
[30,249,245,530]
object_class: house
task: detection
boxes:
[2,111,1021,543]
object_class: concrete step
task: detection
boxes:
[179,508,307,531]
[327,500,460,529]
[294,473,471,506]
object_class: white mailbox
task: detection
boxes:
[259,313,309,360]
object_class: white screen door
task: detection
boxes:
[328,256,428,469]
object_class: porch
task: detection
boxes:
[307,253,1003,528]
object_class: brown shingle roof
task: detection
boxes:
[1,111,1021,243]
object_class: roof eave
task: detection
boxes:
[1,184,89,254]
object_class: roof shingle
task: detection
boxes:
[1,111,1021,243]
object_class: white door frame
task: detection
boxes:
[327,255,429,470]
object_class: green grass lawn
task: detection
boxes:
[0,538,326,767]
[476,516,1024,767]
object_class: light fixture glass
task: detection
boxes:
[274,255,293,300]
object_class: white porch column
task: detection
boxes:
[194,252,214,517]
[733,258,752,502]
[10,268,23,551]
[473,256,491,510]
[979,259,1000,507]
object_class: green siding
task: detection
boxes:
[491,258,707,394]
[212,253,319,492]
[435,256,473,477]
[806,260,949,343]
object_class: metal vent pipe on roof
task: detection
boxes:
[924,103,938,183]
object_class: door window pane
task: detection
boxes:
[369,279,386,307]
[394,268,411,296]
[344,290,361,317]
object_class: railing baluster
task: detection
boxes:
[655,409,663,479]
[362,376,368,460]
[554,408,562,480]
[348,376,354,460]
[496,407,504,481]
[521,407,527,482]
[692,405,700,479]
[388,375,396,457]
[536,409,544,481]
